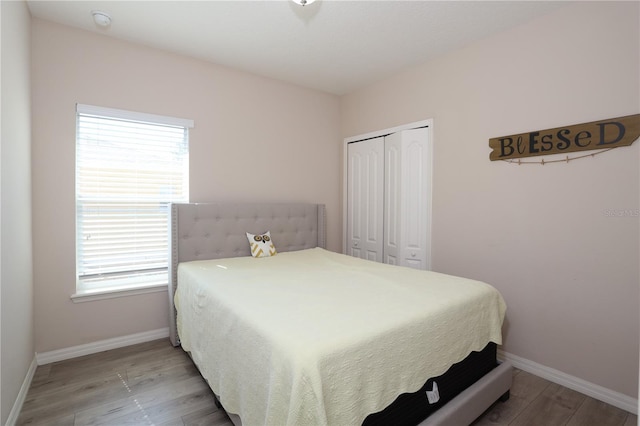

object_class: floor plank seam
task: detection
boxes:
[508,380,551,425]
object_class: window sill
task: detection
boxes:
[71,283,168,303]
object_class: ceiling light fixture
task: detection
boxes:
[292,0,317,6]
[92,11,112,28]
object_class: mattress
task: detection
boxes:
[175,247,506,426]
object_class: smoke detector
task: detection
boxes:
[92,11,112,28]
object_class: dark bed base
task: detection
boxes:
[363,342,500,426]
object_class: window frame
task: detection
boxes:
[72,104,193,302]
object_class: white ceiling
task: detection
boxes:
[26,1,566,95]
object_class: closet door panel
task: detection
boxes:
[365,146,383,261]
[347,150,363,258]
[347,137,384,261]
[399,128,430,269]
[383,133,401,265]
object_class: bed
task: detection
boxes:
[168,202,512,426]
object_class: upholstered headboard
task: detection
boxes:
[168,202,327,346]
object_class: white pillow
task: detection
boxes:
[246,231,277,258]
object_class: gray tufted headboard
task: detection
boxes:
[168,202,326,346]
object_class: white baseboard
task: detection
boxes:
[35,327,170,365]
[5,356,37,426]
[498,349,638,415]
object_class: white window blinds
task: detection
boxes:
[75,104,192,294]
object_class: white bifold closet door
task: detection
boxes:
[383,128,430,269]
[347,128,430,270]
[346,136,384,261]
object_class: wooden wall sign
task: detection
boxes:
[489,114,640,161]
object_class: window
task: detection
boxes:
[75,104,191,299]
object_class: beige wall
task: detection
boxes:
[342,2,639,398]
[31,19,341,353]
[1,0,34,423]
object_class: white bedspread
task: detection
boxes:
[175,248,505,426]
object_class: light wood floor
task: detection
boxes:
[17,339,637,426]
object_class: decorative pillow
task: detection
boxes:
[246,231,277,258]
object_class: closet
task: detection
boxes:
[345,125,431,270]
